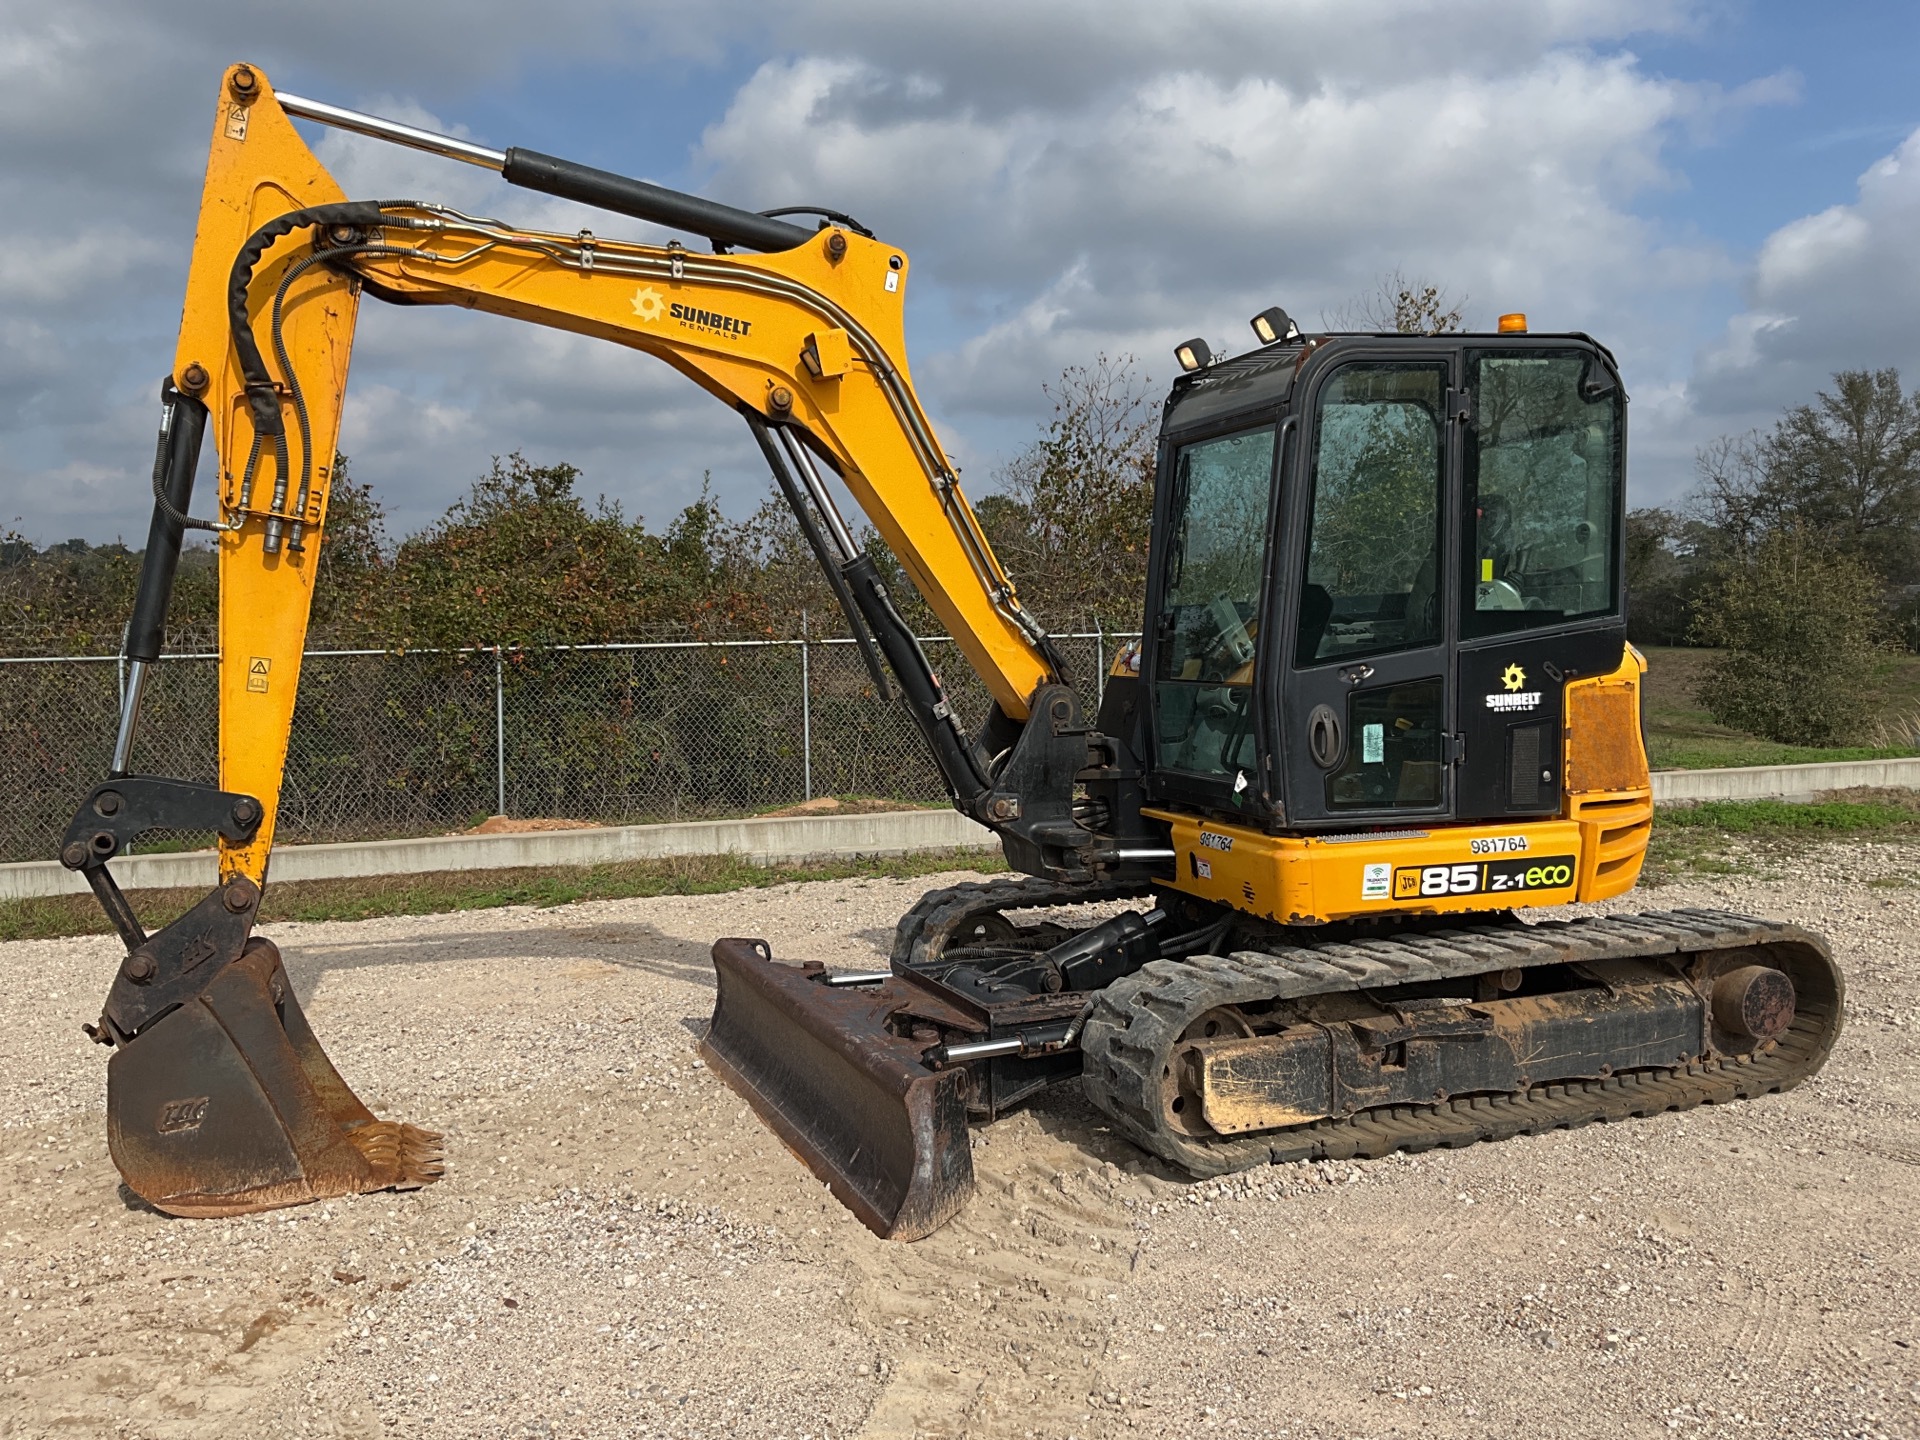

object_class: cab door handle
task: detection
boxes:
[1307,704,1343,769]
[1339,663,1374,685]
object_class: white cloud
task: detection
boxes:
[0,0,767,546]
[0,0,1803,542]
[697,7,1757,487]
[1694,126,1920,421]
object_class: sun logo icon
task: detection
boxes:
[1501,663,1527,692]
[630,285,665,322]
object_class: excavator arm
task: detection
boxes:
[71,64,1120,1222]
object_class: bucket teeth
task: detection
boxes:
[346,1121,446,1191]
[106,937,444,1217]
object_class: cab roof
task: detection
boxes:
[1161,330,1618,437]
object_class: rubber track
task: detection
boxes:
[1079,908,1844,1178]
[890,877,1150,971]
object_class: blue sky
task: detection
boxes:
[4,0,1919,547]
[1635,2,1920,243]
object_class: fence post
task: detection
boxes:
[1094,619,1105,706]
[800,608,812,800]
[493,645,506,818]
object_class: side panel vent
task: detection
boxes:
[1507,723,1546,809]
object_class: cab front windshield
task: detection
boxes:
[1152,425,1275,781]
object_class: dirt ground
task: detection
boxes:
[2,856,1916,1440]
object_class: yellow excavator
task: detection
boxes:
[67,65,1841,1236]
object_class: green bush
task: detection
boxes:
[1689,531,1882,745]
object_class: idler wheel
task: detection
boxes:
[1711,965,1796,1041]
[1163,1007,1255,1137]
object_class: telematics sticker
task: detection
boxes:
[1392,854,1575,899]
[1362,862,1391,899]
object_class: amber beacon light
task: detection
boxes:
[1498,312,1529,333]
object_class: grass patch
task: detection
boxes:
[0,847,1008,944]
[1643,787,1920,882]
[1657,797,1920,834]
[1641,645,1920,770]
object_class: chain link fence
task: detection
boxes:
[0,630,1130,863]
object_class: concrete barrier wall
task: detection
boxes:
[1650,756,1920,804]
[0,808,996,902]
[4,755,1916,903]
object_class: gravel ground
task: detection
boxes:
[1,856,1916,1439]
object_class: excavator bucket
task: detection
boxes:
[702,938,974,1241]
[106,938,443,1217]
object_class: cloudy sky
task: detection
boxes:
[3,0,1917,545]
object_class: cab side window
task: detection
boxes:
[1465,352,1621,635]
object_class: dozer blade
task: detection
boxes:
[107,937,443,1217]
[702,938,973,1241]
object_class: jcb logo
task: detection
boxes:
[158,1097,209,1134]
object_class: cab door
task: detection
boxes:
[1283,355,1458,827]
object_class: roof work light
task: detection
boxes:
[1174,338,1212,372]
[1249,306,1297,345]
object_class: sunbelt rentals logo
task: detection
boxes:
[629,285,754,340]
[1485,661,1541,713]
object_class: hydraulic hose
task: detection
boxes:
[225,201,415,551]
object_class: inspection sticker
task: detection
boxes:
[1361,722,1384,764]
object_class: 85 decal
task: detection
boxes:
[1391,854,1576,900]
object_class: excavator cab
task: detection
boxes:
[1141,332,1625,833]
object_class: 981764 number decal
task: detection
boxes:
[1392,854,1576,900]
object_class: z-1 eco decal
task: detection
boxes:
[1391,854,1575,900]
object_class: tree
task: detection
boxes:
[1689,527,1882,745]
[1693,368,1920,584]
[988,354,1158,628]
[0,529,217,653]
[385,453,763,650]
[1624,507,1721,647]
[310,453,390,639]
[1324,270,1468,334]
[720,490,851,637]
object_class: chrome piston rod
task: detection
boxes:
[277,92,507,170]
[274,90,810,253]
